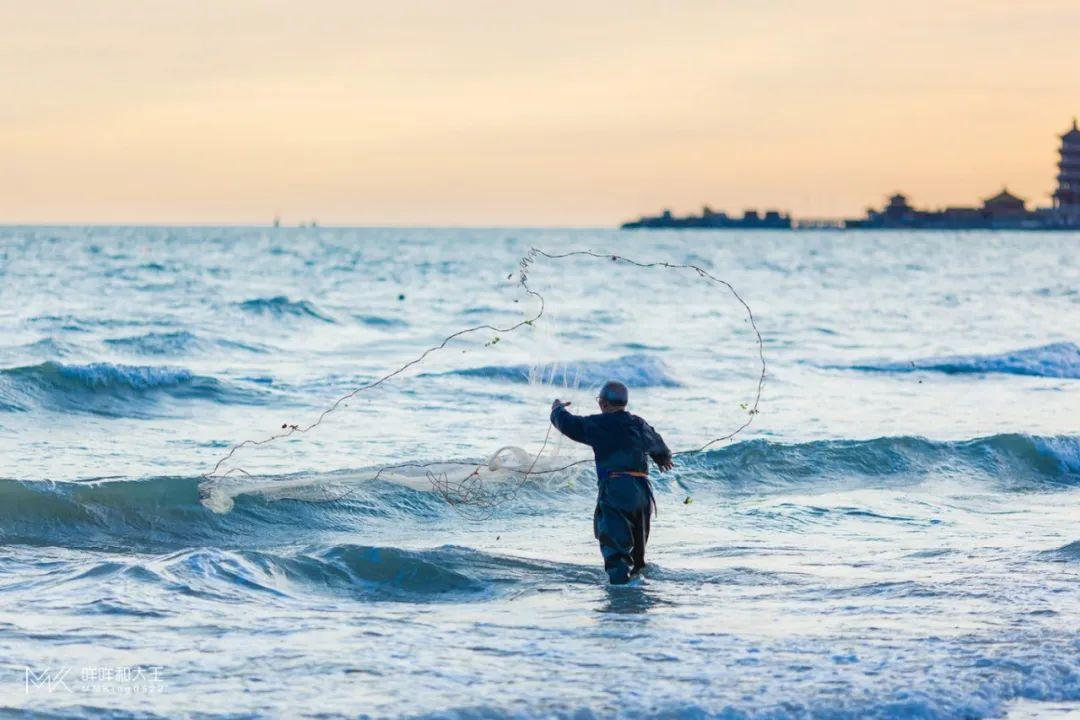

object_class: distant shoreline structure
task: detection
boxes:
[621,207,792,230]
[621,119,1080,231]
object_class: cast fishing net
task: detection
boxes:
[199,248,765,519]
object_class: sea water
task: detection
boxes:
[0,227,1077,719]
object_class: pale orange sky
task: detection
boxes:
[2,1,1078,226]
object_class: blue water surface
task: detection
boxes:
[0,227,1078,719]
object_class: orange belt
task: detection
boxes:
[605,470,657,517]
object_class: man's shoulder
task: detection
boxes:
[628,412,657,430]
[554,407,603,423]
[572,412,610,428]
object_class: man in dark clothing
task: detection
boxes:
[550,380,673,584]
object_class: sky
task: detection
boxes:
[2,0,1078,226]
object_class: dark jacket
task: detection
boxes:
[550,406,672,480]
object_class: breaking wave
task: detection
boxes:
[354,314,407,328]
[850,342,1080,379]
[238,296,335,322]
[681,433,1080,492]
[1041,540,1080,562]
[8,337,82,358]
[3,433,1076,551]
[438,353,681,387]
[0,361,263,416]
[4,541,599,604]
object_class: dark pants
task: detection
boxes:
[594,474,653,584]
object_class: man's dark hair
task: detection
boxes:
[599,380,628,407]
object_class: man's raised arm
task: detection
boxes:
[550,399,590,444]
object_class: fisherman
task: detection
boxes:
[550,380,673,584]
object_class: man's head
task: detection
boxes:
[597,380,628,412]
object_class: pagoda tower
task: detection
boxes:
[1053,118,1080,211]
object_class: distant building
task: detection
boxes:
[846,192,923,228]
[940,206,984,226]
[1051,118,1080,225]
[847,188,1038,229]
[621,205,791,230]
[982,188,1027,219]
[882,193,916,225]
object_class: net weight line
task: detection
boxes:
[201,247,765,518]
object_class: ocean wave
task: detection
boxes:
[105,331,267,355]
[850,342,1080,378]
[1042,540,1080,562]
[0,361,263,416]
[159,544,599,602]
[679,433,1080,493]
[437,353,680,387]
[0,473,442,551]
[4,543,600,605]
[353,313,407,328]
[6,337,82,358]
[3,433,1076,551]
[239,296,335,322]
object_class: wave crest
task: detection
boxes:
[239,296,334,323]
[2,433,1076,550]
[851,342,1080,379]
[439,353,680,387]
[0,361,262,416]
[681,433,1080,492]
[1041,540,1080,562]
[9,543,598,603]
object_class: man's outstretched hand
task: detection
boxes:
[551,399,571,411]
[656,457,674,472]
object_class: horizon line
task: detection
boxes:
[0,221,616,231]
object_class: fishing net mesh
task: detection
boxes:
[200,248,765,519]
